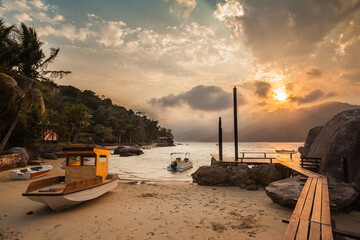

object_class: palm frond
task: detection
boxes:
[40,48,59,68]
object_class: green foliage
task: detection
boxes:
[0,19,173,148]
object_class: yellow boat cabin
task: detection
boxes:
[63,146,111,183]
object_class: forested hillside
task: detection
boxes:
[0,19,173,151]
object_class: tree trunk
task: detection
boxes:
[0,111,20,152]
[0,80,33,152]
[73,129,80,144]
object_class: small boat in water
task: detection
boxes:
[167,152,193,172]
[275,149,297,154]
[22,146,118,211]
[10,165,53,180]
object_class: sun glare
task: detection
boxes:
[273,88,287,102]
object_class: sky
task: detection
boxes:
[1,0,360,139]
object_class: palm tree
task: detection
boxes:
[0,20,71,152]
[0,20,16,74]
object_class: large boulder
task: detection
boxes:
[266,176,303,207]
[250,164,282,185]
[119,147,144,157]
[298,126,323,157]
[308,109,360,185]
[40,152,58,160]
[229,164,251,187]
[266,176,358,209]
[329,180,358,210]
[191,166,231,186]
[114,146,126,154]
[5,147,29,167]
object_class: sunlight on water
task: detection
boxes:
[108,142,303,182]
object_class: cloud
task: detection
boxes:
[29,0,48,10]
[150,85,242,111]
[165,0,197,19]
[14,13,32,22]
[214,0,360,64]
[213,0,243,39]
[290,89,324,104]
[1,0,64,23]
[306,68,322,78]
[254,81,271,98]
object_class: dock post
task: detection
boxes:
[233,86,238,162]
[218,117,223,161]
[342,157,349,183]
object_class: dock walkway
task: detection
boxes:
[210,154,333,240]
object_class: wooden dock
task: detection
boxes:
[211,154,333,239]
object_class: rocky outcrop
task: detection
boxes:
[266,176,303,207]
[5,147,29,166]
[266,176,358,209]
[114,146,126,154]
[329,180,358,210]
[229,165,251,187]
[192,164,281,190]
[40,152,58,160]
[119,147,144,157]
[52,152,66,158]
[250,164,282,185]
[308,109,360,185]
[155,142,176,147]
[298,126,323,157]
[0,154,25,171]
[191,166,232,186]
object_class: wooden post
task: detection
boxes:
[233,86,238,162]
[218,117,223,161]
[264,153,266,158]
[342,157,349,183]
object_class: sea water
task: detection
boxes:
[108,142,303,182]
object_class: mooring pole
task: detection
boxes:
[219,117,223,161]
[233,86,238,162]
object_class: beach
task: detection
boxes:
[1,158,360,240]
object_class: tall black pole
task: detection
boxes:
[219,117,223,161]
[233,86,238,162]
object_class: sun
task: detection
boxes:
[273,88,288,102]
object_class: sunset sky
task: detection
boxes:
[1,0,360,139]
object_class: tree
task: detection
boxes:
[65,104,91,144]
[0,20,71,151]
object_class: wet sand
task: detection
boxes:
[0,158,359,240]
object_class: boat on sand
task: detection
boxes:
[22,146,118,211]
[10,165,53,180]
[167,152,193,172]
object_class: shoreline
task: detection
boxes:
[1,158,360,239]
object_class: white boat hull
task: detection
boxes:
[25,179,118,211]
[10,166,53,180]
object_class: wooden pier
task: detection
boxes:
[210,153,334,239]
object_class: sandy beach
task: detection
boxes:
[1,158,359,240]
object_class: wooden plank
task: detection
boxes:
[311,177,322,223]
[300,178,317,220]
[283,178,313,239]
[321,178,332,226]
[322,224,333,240]
[308,222,321,240]
[295,219,310,240]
